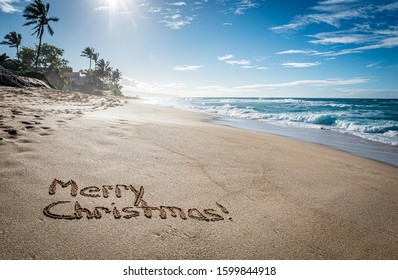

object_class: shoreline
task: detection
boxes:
[142,98,398,168]
[1,87,398,259]
[209,115,398,168]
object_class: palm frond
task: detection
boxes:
[47,25,54,36]
[48,17,59,22]
[23,20,38,26]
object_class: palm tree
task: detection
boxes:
[95,59,112,90]
[1,32,22,60]
[110,68,123,96]
[111,68,122,84]
[81,47,95,72]
[96,59,111,81]
[23,0,59,71]
[92,52,99,71]
[0,53,10,66]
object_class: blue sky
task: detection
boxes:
[1,0,398,97]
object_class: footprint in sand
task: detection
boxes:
[0,124,12,129]
[17,138,34,144]
[11,110,23,115]
[4,129,17,136]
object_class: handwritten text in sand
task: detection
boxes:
[43,179,231,222]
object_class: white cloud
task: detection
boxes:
[276,49,333,56]
[331,36,398,56]
[283,62,321,68]
[217,54,235,61]
[0,0,22,13]
[234,0,260,15]
[235,78,369,89]
[121,76,370,97]
[225,59,251,66]
[217,54,267,69]
[146,7,162,13]
[218,54,250,65]
[121,77,164,93]
[307,29,391,46]
[276,28,398,57]
[169,14,182,20]
[270,0,371,33]
[161,15,194,30]
[173,65,203,71]
[169,2,186,6]
[366,62,381,68]
[309,35,367,44]
[153,2,195,30]
[377,2,398,12]
[318,0,359,4]
[219,0,261,15]
[276,50,311,55]
[271,8,365,32]
[223,22,233,26]
[240,65,268,70]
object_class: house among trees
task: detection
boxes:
[0,0,123,96]
[65,71,102,94]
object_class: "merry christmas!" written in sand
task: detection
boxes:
[43,179,232,222]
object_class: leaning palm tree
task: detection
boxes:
[22,0,59,71]
[0,32,22,60]
[81,47,95,72]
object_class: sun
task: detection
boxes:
[107,0,118,10]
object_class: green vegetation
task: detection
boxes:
[1,31,22,61]
[0,0,123,96]
[79,48,123,95]
[22,0,59,72]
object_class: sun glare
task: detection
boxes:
[96,0,139,29]
[107,0,117,10]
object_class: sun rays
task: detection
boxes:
[96,0,138,29]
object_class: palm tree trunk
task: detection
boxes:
[34,27,44,72]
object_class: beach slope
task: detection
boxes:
[1,88,397,259]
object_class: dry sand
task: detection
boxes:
[1,87,397,259]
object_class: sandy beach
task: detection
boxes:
[1,87,397,260]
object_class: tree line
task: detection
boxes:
[0,0,123,96]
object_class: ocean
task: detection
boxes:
[144,97,398,166]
